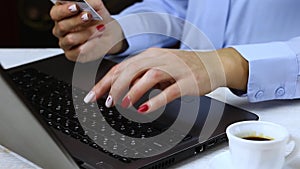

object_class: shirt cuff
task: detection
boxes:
[111,14,148,56]
[232,42,298,102]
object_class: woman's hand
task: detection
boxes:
[83,47,249,114]
[50,0,126,62]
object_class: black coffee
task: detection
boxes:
[242,136,273,141]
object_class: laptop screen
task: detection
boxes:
[0,65,79,169]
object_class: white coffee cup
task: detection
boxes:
[226,120,295,169]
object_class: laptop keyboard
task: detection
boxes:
[10,68,192,163]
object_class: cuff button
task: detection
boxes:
[255,90,264,98]
[275,87,285,97]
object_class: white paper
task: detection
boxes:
[0,48,64,69]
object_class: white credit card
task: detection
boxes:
[50,0,103,20]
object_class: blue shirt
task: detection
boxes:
[112,0,300,102]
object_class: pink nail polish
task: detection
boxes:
[68,4,77,12]
[83,91,95,103]
[105,95,113,108]
[121,96,131,108]
[96,24,105,31]
[81,13,89,21]
[138,104,149,114]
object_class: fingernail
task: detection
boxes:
[68,4,77,12]
[121,96,131,108]
[96,24,105,32]
[84,91,95,103]
[138,104,149,114]
[105,95,113,108]
[81,13,89,21]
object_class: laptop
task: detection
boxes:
[0,53,258,169]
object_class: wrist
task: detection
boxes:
[218,48,249,91]
[107,19,128,54]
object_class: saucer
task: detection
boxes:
[208,151,233,169]
[208,151,292,169]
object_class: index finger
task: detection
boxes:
[50,2,79,21]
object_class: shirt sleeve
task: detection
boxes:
[231,37,300,102]
[111,0,188,56]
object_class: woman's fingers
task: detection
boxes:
[52,12,98,38]
[121,68,174,108]
[84,51,163,106]
[84,65,119,103]
[51,1,106,39]
[106,58,158,107]
[50,3,79,21]
[51,2,89,37]
[137,82,182,114]
[59,28,92,50]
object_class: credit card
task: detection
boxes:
[50,0,103,20]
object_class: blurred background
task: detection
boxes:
[1,0,141,48]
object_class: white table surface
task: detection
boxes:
[1,49,300,169]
